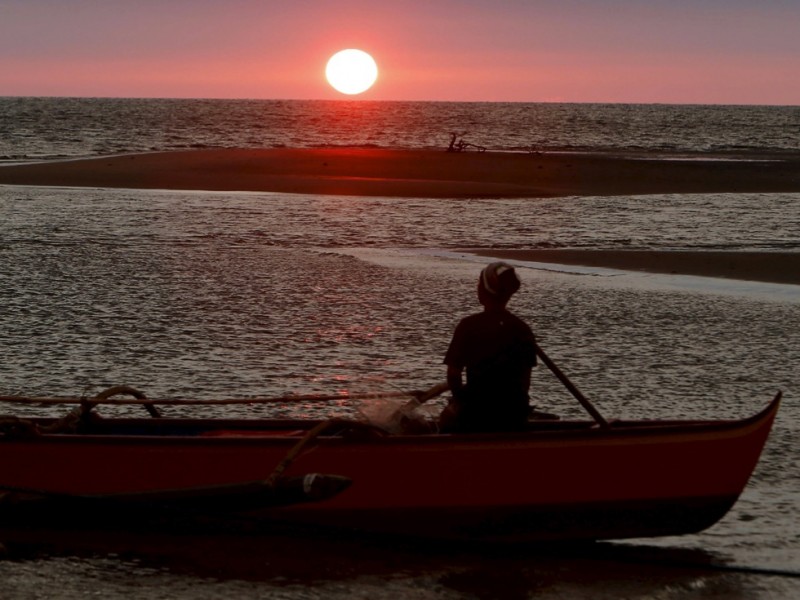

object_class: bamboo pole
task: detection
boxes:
[0,386,446,407]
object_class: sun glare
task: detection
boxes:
[325,49,378,95]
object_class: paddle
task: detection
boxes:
[535,344,610,429]
[370,381,449,434]
[410,381,450,403]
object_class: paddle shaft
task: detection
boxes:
[535,345,610,428]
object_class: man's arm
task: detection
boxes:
[446,364,465,401]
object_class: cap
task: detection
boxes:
[479,262,520,299]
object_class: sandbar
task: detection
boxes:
[2,148,798,285]
[1,147,799,198]
[468,249,800,285]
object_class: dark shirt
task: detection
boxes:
[443,309,537,431]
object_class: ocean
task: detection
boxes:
[2,97,799,160]
[0,97,799,599]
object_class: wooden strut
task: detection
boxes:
[263,419,386,488]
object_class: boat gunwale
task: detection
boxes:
[3,392,780,448]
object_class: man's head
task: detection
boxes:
[478,262,520,306]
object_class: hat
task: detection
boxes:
[479,262,520,299]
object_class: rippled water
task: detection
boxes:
[1,185,799,598]
[2,95,799,598]
[2,97,799,160]
[2,186,799,404]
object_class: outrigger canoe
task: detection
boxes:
[0,384,781,543]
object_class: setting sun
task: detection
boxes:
[325,49,378,95]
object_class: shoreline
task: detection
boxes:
[467,249,800,286]
[1,147,799,198]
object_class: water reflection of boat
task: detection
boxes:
[0,388,780,543]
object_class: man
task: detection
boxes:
[441,262,538,432]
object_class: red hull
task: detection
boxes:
[0,394,780,542]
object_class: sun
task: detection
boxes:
[325,49,378,95]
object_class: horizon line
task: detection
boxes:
[1,94,798,108]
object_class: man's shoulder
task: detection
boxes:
[458,311,487,324]
[457,310,534,336]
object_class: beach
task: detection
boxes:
[2,147,799,285]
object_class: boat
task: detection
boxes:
[0,383,781,543]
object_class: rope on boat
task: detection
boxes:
[86,385,162,418]
[42,386,162,432]
[0,386,166,437]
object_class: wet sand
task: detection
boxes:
[1,148,798,285]
[1,147,799,198]
[468,249,800,285]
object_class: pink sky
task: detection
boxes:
[1,0,798,104]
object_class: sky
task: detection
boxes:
[1,0,799,105]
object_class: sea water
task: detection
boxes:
[1,97,799,160]
[0,98,799,599]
